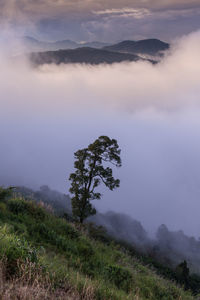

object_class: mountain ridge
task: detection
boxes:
[103,38,170,57]
[21,36,111,51]
[20,36,169,56]
[28,47,146,66]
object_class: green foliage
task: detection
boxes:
[104,264,133,292]
[176,260,190,289]
[27,222,74,252]
[7,198,27,214]
[69,136,121,223]
[0,186,14,202]
[0,196,196,300]
[77,238,94,257]
[189,274,200,295]
[12,222,28,235]
[0,202,7,214]
[0,225,38,274]
[65,223,80,239]
[8,198,46,220]
[87,223,110,243]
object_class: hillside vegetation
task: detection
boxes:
[0,189,198,300]
[29,47,141,66]
[103,39,169,56]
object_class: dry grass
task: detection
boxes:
[0,260,80,300]
[0,260,103,300]
[37,201,54,215]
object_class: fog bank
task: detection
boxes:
[1,31,200,236]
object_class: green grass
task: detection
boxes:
[0,195,197,299]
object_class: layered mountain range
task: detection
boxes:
[21,36,170,65]
[21,36,111,51]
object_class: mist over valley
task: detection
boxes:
[1,31,200,236]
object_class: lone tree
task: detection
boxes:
[69,136,121,223]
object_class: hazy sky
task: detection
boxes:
[1,0,200,41]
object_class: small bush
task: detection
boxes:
[0,202,7,214]
[8,198,27,214]
[29,223,77,254]
[8,198,46,220]
[0,187,13,202]
[87,223,110,243]
[0,225,38,275]
[77,238,94,257]
[12,222,28,235]
[66,224,79,239]
[80,257,104,278]
[104,264,133,292]
[26,201,46,220]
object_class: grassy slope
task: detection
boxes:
[0,197,196,300]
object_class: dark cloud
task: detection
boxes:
[0,0,200,41]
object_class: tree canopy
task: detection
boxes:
[69,136,121,223]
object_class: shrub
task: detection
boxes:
[8,198,27,214]
[0,225,38,275]
[26,201,46,220]
[12,222,28,235]
[66,224,79,239]
[80,257,104,278]
[0,187,13,202]
[87,223,110,243]
[77,238,94,258]
[28,223,77,254]
[8,198,46,220]
[0,202,7,214]
[104,264,133,292]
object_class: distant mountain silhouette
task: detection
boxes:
[29,47,147,65]
[21,37,169,57]
[104,39,169,56]
[18,37,169,65]
[19,36,169,62]
[21,36,79,51]
[21,36,110,52]
[82,41,110,48]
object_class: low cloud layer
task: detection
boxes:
[1,31,200,237]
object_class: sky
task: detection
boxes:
[1,0,200,42]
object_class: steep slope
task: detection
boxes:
[0,191,197,299]
[16,186,200,275]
